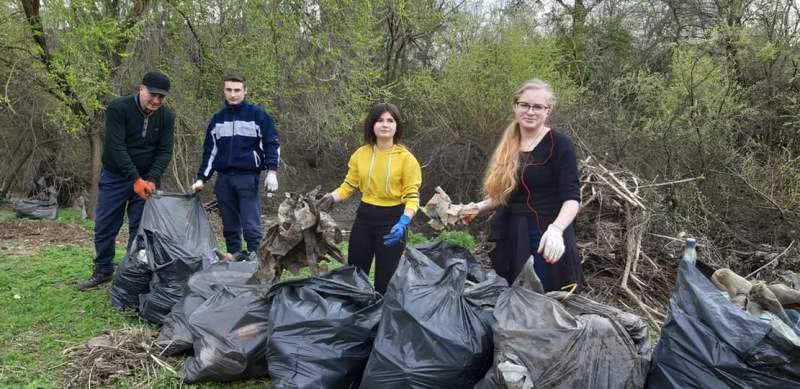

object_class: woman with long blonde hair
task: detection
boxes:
[466,79,582,290]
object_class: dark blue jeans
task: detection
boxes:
[93,168,144,274]
[215,172,262,255]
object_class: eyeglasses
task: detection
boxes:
[515,102,549,113]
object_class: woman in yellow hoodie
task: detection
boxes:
[319,103,422,294]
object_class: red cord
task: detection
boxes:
[519,131,555,234]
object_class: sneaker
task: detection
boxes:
[244,251,258,262]
[78,271,114,291]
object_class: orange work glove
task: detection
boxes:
[133,178,155,199]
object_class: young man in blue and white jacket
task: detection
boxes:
[191,74,280,260]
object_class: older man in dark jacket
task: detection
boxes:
[78,71,175,290]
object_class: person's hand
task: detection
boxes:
[460,203,482,224]
[265,170,278,192]
[317,193,336,211]
[538,223,566,264]
[383,215,412,247]
[191,179,204,192]
[133,178,156,200]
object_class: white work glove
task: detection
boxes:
[191,179,204,192]
[264,170,278,192]
[537,223,566,264]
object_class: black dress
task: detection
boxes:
[488,129,584,291]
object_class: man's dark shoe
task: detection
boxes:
[78,271,113,291]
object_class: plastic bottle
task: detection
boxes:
[137,249,148,264]
[682,238,697,265]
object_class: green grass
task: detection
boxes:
[0,209,15,223]
[0,212,268,388]
[408,230,476,251]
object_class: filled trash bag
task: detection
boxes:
[266,265,382,389]
[108,244,152,310]
[414,240,487,283]
[360,244,507,389]
[477,257,651,389]
[157,261,258,356]
[136,193,216,324]
[646,258,800,388]
[182,282,271,383]
[15,196,58,220]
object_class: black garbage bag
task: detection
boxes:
[136,193,216,324]
[414,240,487,283]
[360,245,507,389]
[476,256,651,389]
[108,241,152,310]
[15,197,58,220]
[267,265,383,389]
[182,283,271,383]
[157,261,258,356]
[646,259,800,388]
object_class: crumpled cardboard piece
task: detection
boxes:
[421,186,478,230]
[255,187,344,284]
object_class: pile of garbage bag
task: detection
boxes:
[107,248,152,310]
[647,259,800,388]
[181,280,271,383]
[477,257,651,389]
[108,193,216,323]
[266,265,382,388]
[360,242,507,388]
[15,191,58,220]
[157,261,259,356]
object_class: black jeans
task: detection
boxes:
[347,202,405,294]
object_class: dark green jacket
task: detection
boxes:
[101,95,175,182]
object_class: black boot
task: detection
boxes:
[78,267,114,291]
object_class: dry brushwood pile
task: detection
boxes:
[255,188,345,284]
[575,154,799,327]
[575,156,674,324]
[62,327,176,387]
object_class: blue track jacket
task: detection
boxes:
[197,100,280,181]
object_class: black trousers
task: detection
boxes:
[348,202,405,294]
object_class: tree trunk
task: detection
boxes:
[0,146,36,199]
[87,127,103,220]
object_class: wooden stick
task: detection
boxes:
[647,233,706,247]
[597,163,647,209]
[745,240,795,279]
[607,169,645,207]
[641,251,660,270]
[638,175,705,188]
[622,204,657,324]
[595,172,643,209]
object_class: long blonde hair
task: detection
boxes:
[483,79,556,204]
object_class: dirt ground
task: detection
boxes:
[0,215,91,257]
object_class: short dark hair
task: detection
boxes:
[223,73,246,86]
[363,103,403,145]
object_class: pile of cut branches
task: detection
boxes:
[62,326,176,387]
[577,156,674,325]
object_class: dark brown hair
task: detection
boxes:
[363,103,403,145]
[223,73,246,87]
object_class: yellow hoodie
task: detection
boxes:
[333,144,422,212]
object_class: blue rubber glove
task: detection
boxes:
[383,215,412,247]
